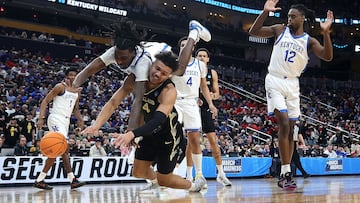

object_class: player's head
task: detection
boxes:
[288,4,315,32]
[149,51,178,85]
[65,67,78,81]
[178,36,195,54]
[111,18,148,69]
[195,48,210,64]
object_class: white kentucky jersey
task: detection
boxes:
[268,26,310,78]
[50,90,78,119]
[171,58,207,99]
[99,42,172,82]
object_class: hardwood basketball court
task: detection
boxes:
[1,175,360,203]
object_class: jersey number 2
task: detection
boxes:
[285,50,296,63]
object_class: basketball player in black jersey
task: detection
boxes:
[194,48,232,186]
[111,52,206,192]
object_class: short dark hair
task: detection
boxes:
[290,4,315,23]
[154,51,178,73]
[65,67,78,76]
[177,36,188,47]
[195,48,210,58]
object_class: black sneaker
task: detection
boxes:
[303,173,311,179]
[70,178,85,189]
[277,172,297,191]
[34,181,53,190]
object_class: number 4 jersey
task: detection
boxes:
[171,58,207,99]
[268,26,310,78]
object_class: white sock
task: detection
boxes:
[216,165,224,176]
[68,172,75,182]
[188,29,199,42]
[192,153,203,176]
[186,166,193,179]
[36,172,47,182]
[281,164,291,175]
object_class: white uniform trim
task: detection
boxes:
[99,42,172,82]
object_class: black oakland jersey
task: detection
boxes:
[199,65,214,107]
[142,79,178,135]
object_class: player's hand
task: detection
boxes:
[197,98,203,106]
[209,104,218,119]
[81,126,99,136]
[113,131,135,148]
[36,119,44,130]
[263,0,281,12]
[320,10,333,33]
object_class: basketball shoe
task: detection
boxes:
[71,178,86,189]
[138,181,160,194]
[216,174,232,187]
[34,181,53,190]
[189,175,206,192]
[189,20,211,42]
[277,172,297,191]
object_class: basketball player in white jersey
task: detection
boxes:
[35,67,85,190]
[74,19,211,132]
[249,0,333,190]
[171,37,218,185]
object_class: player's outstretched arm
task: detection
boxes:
[114,83,177,148]
[127,81,146,131]
[73,57,106,88]
[310,10,333,62]
[81,74,135,135]
[249,0,282,38]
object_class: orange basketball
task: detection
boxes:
[40,132,67,158]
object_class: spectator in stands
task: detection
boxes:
[28,139,40,156]
[323,145,338,158]
[14,135,28,156]
[4,117,20,148]
[0,136,6,149]
[20,113,36,147]
[89,137,107,157]
[202,141,212,156]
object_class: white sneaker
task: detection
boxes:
[189,175,206,192]
[186,176,194,182]
[189,20,211,42]
[216,174,232,187]
[138,181,159,194]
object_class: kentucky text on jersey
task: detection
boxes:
[185,70,200,77]
[279,41,304,53]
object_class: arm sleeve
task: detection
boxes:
[99,46,117,66]
[133,111,167,137]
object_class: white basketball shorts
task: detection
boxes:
[175,98,202,131]
[47,114,70,138]
[265,73,300,120]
